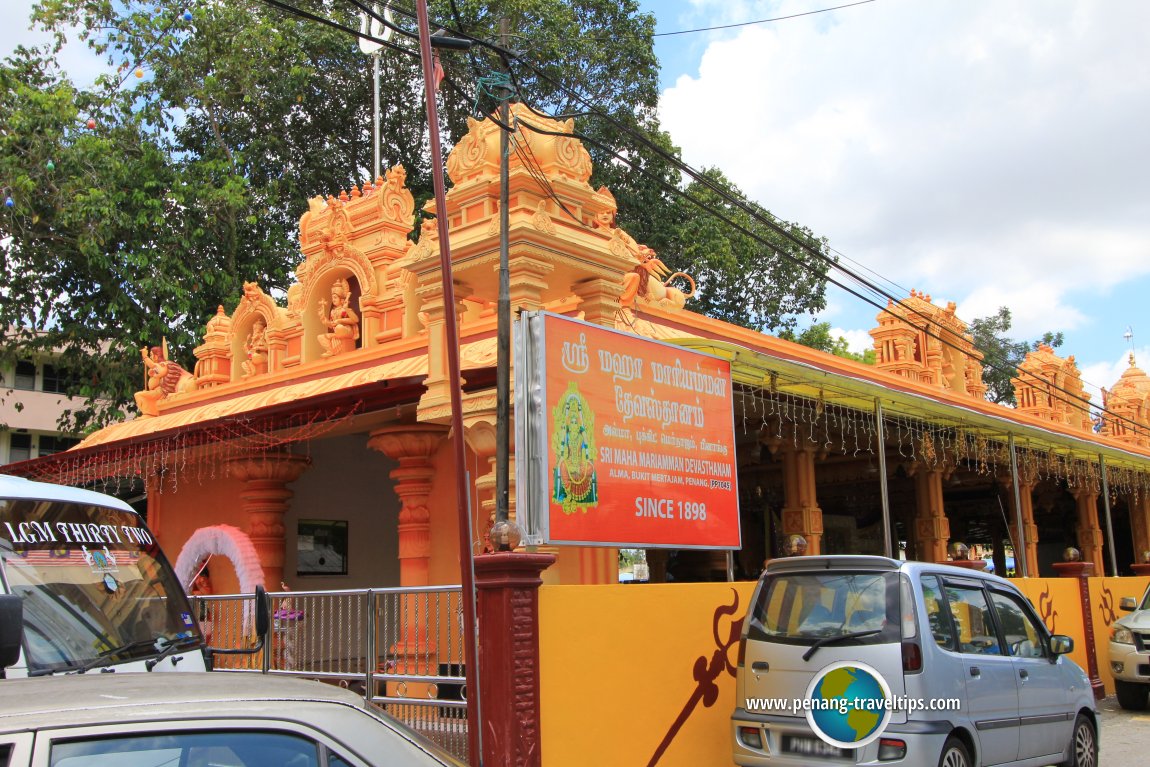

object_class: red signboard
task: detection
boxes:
[520,312,740,549]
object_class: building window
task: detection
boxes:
[8,433,32,463]
[41,364,73,394]
[13,361,36,391]
[38,435,80,456]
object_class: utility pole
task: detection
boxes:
[495,17,511,537]
[412,2,482,763]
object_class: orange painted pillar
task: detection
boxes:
[1072,486,1105,576]
[1001,477,1039,577]
[226,452,311,588]
[911,464,949,563]
[778,443,823,554]
[367,424,449,587]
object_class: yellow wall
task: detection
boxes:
[1089,576,1150,694]
[539,577,1150,767]
[1014,578,1090,677]
[539,582,754,767]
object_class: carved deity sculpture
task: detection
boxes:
[317,277,360,358]
[134,344,196,417]
[242,318,269,378]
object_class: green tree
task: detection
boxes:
[780,322,875,364]
[2,0,831,429]
[661,168,831,333]
[968,307,1063,405]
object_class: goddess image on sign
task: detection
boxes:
[552,382,598,514]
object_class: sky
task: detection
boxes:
[5,0,1150,404]
[640,0,1150,404]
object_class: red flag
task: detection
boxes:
[433,54,445,92]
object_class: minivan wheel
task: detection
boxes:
[1060,713,1097,767]
[938,736,971,767]
[1115,679,1149,710]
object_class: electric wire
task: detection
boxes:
[339,1,1150,440]
[430,29,1144,439]
[255,0,416,58]
[652,0,877,37]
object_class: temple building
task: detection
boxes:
[9,103,1150,593]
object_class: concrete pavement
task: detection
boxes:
[1099,694,1150,766]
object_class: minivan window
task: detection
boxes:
[747,571,900,646]
[943,584,1002,655]
[989,590,1046,659]
[921,575,957,650]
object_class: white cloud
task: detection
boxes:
[2,0,112,87]
[830,326,872,355]
[1080,346,1150,405]
[659,0,1150,368]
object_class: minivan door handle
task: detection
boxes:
[969,666,981,678]
[1019,669,1029,681]
[751,661,769,673]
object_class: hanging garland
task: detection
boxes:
[734,375,1150,493]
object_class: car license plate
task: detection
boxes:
[781,734,852,759]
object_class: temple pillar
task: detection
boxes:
[367,424,449,679]
[1000,477,1039,577]
[1072,485,1105,575]
[911,464,949,563]
[367,424,449,588]
[777,443,823,554]
[463,412,500,552]
[1131,492,1150,565]
[507,253,553,312]
[571,277,622,326]
[415,281,473,419]
[226,452,311,588]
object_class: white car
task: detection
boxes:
[1109,587,1150,710]
[0,673,465,767]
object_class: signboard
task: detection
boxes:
[515,312,740,549]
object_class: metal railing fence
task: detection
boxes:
[192,586,468,761]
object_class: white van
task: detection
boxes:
[732,555,1097,767]
[0,474,208,676]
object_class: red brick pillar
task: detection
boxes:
[475,552,555,767]
[1052,561,1105,699]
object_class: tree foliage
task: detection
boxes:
[1,0,830,431]
[660,169,830,332]
[779,322,875,364]
[968,307,1063,406]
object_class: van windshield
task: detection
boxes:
[747,571,901,646]
[0,498,201,674]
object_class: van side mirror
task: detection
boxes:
[1048,634,1073,657]
[1120,597,1138,612]
[0,595,24,672]
[254,584,270,638]
[204,585,271,668]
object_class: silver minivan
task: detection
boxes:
[732,556,1098,767]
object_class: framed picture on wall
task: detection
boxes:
[297,519,348,575]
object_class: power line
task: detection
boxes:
[652,0,877,37]
[333,1,1150,440]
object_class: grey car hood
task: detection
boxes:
[1116,610,1150,631]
